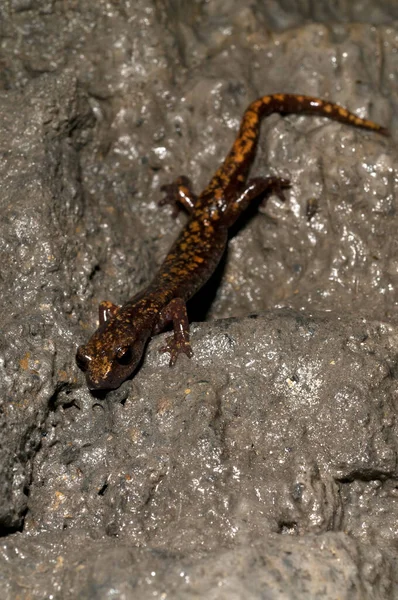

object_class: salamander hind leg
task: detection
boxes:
[224,176,290,227]
[160,176,198,217]
[156,297,194,366]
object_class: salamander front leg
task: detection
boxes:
[224,176,290,227]
[160,175,198,217]
[155,297,194,366]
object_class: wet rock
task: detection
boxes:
[1,0,398,598]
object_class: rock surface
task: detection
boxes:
[0,0,397,598]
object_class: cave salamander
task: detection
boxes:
[76,93,387,390]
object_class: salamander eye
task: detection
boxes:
[116,346,134,366]
[76,347,90,372]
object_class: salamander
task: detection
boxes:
[76,93,387,390]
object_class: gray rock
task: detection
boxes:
[0,0,397,598]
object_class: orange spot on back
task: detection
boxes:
[190,220,200,232]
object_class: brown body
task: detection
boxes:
[76,94,387,390]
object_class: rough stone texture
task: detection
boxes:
[0,71,93,529]
[0,0,398,598]
[0,530,393,599]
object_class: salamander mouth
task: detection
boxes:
[84,370,121,391]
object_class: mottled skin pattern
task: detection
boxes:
[76,93,387,390]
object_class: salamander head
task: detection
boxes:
[76,324,148,391]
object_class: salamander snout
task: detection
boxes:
[76,337,146,391]
[76,345,91,373]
